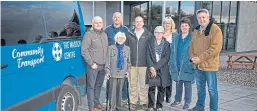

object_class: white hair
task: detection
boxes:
[114,32,126,42]
[92,16,103,25]
[196,9,210,17]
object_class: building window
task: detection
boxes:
[230,1,237,23]
[130,5,140,26]
[165,1,179,29]
[213,1,221,23]
[180,1,195,27]
[151,1,162,25]
[200,1,239,51]
[141,2,148,25]
[221,1,230,23]
[201,1,212,16]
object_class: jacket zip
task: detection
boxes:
[174,36,189,85]
[136,39,139,67]
[99,32,105,65]
[173,39,182,84]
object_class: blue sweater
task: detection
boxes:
[105,24,129,46]
[169,33,195,81]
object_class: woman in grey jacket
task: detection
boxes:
[105,32,131,111]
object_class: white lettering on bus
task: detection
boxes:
[64,51,76,59]
[12,47,44,68]
[12,47,44,59]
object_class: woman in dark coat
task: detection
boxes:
[146,26,171,110]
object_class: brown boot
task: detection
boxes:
[89,108,96,111]
[94,104,105,111]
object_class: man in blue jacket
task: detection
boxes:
[104,12,130,105]
[105,12,129,46]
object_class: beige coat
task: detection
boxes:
[190,22,223,71]
[105,45,131,78]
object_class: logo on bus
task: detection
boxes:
[52,42,63,62]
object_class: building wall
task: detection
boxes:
[80,1,93,25]
[123,5,130,25]
[236,1,257,52]
[80,1,107,28]
[95,1,107,28]
[106,1,121,27]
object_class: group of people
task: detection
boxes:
[81,8,223,111]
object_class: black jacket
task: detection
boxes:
[146,38,171,87]
[125,28,153,67]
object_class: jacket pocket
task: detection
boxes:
[200,57,217,68]
[182,63,195,74]
[110,49,116,58]
[124,50,129,58]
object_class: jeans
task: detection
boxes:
[122,78,129,100]
[195,69,218,111]
[174,80,192,104]
[86,64,105,109]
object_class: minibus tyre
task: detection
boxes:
[56,86,78,111]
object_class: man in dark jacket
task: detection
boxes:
[125,16,153,110]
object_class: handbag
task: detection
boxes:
[148,73,162,87]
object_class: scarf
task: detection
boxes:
[155,39,165,61]
[116,43,124,70]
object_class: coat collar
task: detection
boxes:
[129,27,148,40]
[195,19,213,36]
[150,38,168,61]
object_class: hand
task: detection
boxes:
[125,72,129,78]
[106,74,110,80]
[192,57,201,64]
[150,67,156,72]
[151,71,157,78]
[91,63,98,69]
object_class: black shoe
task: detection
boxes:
[129,104,137,110]
[166,98,171,103]
[141,104,148,110]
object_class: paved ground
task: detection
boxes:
[78,51,257,111]
[78,81,257,111]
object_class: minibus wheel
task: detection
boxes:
[56,86,78,111]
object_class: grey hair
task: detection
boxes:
[114,32,126,42]
[92,16,103,25]
[196,9,210,17]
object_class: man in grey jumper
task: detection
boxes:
[81,16,108,111]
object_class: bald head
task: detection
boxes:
[113,12,123,26]
[135,16,144,30]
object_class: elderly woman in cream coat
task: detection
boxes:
[105,32,131,111]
